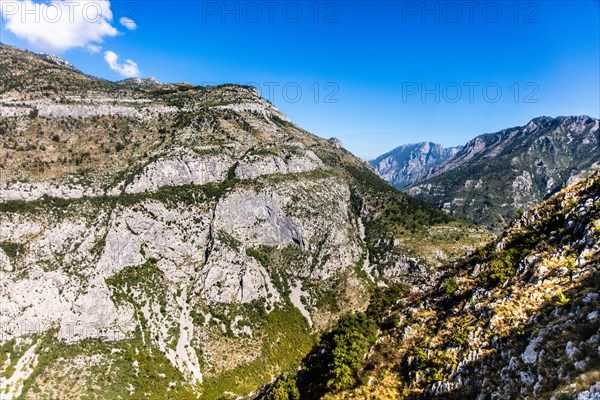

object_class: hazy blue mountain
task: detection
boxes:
[405,116,600,229]
[369,142,462,188]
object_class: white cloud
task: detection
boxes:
[104,50,139,78]
[87,44,102,53]
[0,0,118,52]
[119,16,136,30]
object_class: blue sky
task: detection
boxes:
[1,1,599,159]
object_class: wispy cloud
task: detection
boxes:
[119,16,137,30]
[0,0,118,52]
[104,50,139,78]
[87,44,102,54]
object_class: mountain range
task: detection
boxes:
[0,43,490,399]
[369,142,462,189]
[371,116,600,230]
[1,42,599,400]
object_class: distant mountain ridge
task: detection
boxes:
[372,116,600,230]
[369,142,462,188]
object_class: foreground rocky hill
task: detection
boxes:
[374,116,599,230]
[0,44,491,399]
[265,170,600,399]
[370,142,461,189]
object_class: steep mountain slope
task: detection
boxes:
[279,170,600,399]
[406,116,600,230]
[0,44,491,399]
[369,142,461,189]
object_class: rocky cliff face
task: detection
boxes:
[400,116,599,230]
[288,170,600,400]
[370,142,461,189]
[0,44,490,399]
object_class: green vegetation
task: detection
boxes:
[593,219,600,236]
[487,257,515,284]
[0,241,25,259]
[325,313,378,392]
[105,258,166,307]
[0,339,33,380]
[346,164,453,230]
[0,195,72,214]
[281,171,600,399]
[246,247,269,268]
[91,236,106,255]
[0,177,227,218]
[554,291,570,306]
[270,370,300,400]
[315,286,341,313]
[338,162,486,276]
[244,246,291,296]
[353,258,372,285]
[367,283,410,324]
[17,330,197,400]
[201,305,314,400]
[566,254,577,272]
[452,326,468,345]
[441,276,459,295]
[265,312,378,400]
[218,230,241,250]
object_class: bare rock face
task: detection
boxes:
[0,171,365,390]
[202,243,280,304]
[234,149,322,180]
[213,100,291,122]
[214,190,304,249]
[96,200,212,276]
[0,210,137,343]
[125,154,233,194]
[36,102,142,118]
[0,181,100,201]
[328,137,344,149]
